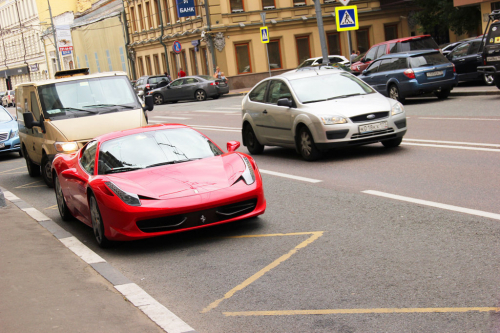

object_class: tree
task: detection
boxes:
[413,0,481,37]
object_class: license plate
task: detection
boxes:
[487,56,500,62]
[359,121,388,134]
[0,143,5,148]
[426,71,444,77]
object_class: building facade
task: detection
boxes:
[0,0,48,91]
[125,0,418,88]
[454,0,500,32]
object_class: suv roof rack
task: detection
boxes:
[54,68,90,79]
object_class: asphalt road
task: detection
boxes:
[1,92,500,333]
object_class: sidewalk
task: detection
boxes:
[0,190,165,333]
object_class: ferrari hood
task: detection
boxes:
[106,154,246,200]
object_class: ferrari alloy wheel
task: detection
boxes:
[153,93,163,105]
[90,195,111,248]
[297,127,321,161]
[24,146,40,177]
[55,176,73,221]
[244,125,264,155]
[41,155,53,188]
[195,89,207,101]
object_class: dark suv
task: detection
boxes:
[134,75,171,95]
[477,10,500,89]
[447,38,494,85]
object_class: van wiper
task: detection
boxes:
[83,104,135,109]
[59,107,98,114]
[105,166,145,174]
[327,93,362,100]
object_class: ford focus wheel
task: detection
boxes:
[297,127,322,161]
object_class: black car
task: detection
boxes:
[478,10,500,89]
[133,75,171,95]
[447,38,495,85]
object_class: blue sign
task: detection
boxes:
[335,6,359,31]
[176,0,196,18]
[173,41,182,54]
[61,50,72,56]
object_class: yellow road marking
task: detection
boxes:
[0,160,23,165]
[201,231,324,313]
[44,204,58,210]
[225,232,320,239]
[0,166,25,174]
[223,307,500,316]
[15,180,45,189]
[0,171,27,175]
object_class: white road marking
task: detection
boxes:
[260,169,322,183]
[191,126,240,133]
[22,207,50,222]
[402,142,499,152]
[215,107,241,110]
[363,190,500,221]
[59,236,106,264]
[419,117,500,121]
[115,283,196,333]
[404,138,500,148]
[193,110,238,114]
[151,116,191,120]
[187,124,240,130]
[2,191,20,201]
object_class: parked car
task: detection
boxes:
[2,90,15,107]
[294,63,354,74]
[477,10,500,89]
[440,42,463,56]
[52,124,266,247]
[133,75,171,95]
[241,69,407,161]
[18,69,154,187]
[148,75,229,104]
[359,50,457,103]
[447,37,494,85]
[350,35,439,74]
[297,55,350,68]
[0,105,21,156]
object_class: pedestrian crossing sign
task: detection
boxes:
[260,27,270,44]
[335,5,359,31]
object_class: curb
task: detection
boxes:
[0,186,198,333]
[451,90,500,96]
[0,188,5,207]
[226,91,248,97]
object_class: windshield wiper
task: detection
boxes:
[83,104,135,109]
[146,159,193,168]
[302,99,327,104]
[105,166,145,174]
[58,107,98,114]
[327,93,363,100]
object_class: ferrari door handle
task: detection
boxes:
[263,110,268,114]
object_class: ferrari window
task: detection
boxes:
[80,141,98,175]
[98,128,223,175]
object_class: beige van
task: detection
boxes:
[17,69,154,187]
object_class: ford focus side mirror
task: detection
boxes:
[144,95,154,112]
[277,98,293,107]
[227,141,240,152]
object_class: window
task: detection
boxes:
[184,78,199,84]
[267,80,292,104]
[30,91,40,120]
[378,58,397,72]
[364,46,377,62]
[365,60,380,73]
[106,50,112,71]
[85,54,90,68]
[170,79,183,87]
[145,1,152,29]
[137,4,144,30]
[235,43,252,74]
[95,52,101,72]
[293,0,306,6]
[170,53,178,77]
[162,0,170,24]
[468,41,482,55]
[119,47,127,72]
[449,43,469,60]
[268,40,282,69]
[230,0,245,12]
[80,141,97,175]
[181,50,188,74]
[200,46,209,75]
[384,24,398,41]
[296,36,311,65]
[262,0,275,9]
[153,54,160,74]
[137,56,145,76]
[356,28,370,54]
[389,42,397,53]
[190,49,199,75]
[249,81,268,103]
[409,53,449,67]
[492,1,500,10]
[145,55,152,75]
[375,45,386,59]
[154,0,161,26]
[327,32,341,55]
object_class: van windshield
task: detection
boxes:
[38,76,141,120]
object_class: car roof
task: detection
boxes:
[96,123,192,143]
[372,34,433,47]
[278,69,345,80]
[375,50,441,60]
[15,71,129,88]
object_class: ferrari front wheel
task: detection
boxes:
[89,194,112,248]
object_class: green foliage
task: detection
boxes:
[413,0,481,36]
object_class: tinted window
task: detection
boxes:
[80,141,98,175]
[267,80,292,104]
[376,45,387,59]
[366,60,381,73]
[170,79,183,86]
[449,43,469,60]
[365,47,378,61]
[378,58,398,72]
[98,128,223,175]
[249,81,268,102]
[398,37,439,52]
[389,43,397,53]
[468,41,482,55]
[184,78,199,84]
[409,53,449,67]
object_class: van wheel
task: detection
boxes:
[41,155,54,188]
[24,146,40,177]
[388,84,405,104]
[484,74,495,86]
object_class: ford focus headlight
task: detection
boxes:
[9,129,18,139]
[391,102,404,116]
[240,156,255,185]
[55,141,79,152]
[105,181,141,206]
[319,115,348,125]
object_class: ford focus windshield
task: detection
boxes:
[98,128,223,175]
[290,73,375,104]
[38,76,141,120]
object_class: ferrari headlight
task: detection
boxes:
[319,115,348,125]
[54,141,79,152]
[391,102,404,116]
[241,156,255,185]
[105,181,141,206]
[9,129,18,139]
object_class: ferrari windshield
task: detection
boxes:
[98,128,223,175]
[38,76,141,120]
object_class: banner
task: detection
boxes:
[176,0,196,18]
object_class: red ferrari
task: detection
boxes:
[52,124,266,247]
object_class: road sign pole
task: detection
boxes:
[260,12,271,77]
[313,0,329,66]
[348,31,353,61]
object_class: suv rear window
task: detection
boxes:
[409,53,449,68]
[398,37,439,52]
[486,24,500,44]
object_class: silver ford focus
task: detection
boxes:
[241,69,407,161]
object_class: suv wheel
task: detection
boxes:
[484,74,495,86]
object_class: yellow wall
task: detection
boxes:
[35,0,77,24]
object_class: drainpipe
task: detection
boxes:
[157,0,170,76]
[15,0,31,81]
[120,0,136,79]
[204,0,216,72]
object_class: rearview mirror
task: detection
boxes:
[138,91,144,97]
[144,95,154,112]
[277,98,293,108]
[227,141,240,152]
[362,69,369,75]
